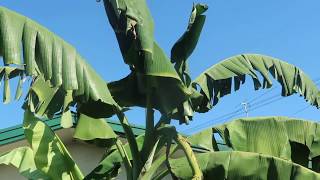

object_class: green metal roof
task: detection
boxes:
[0,115,230,151]
[0,115,145,146]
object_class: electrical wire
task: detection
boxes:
[181,78,320,134]
[291,105,311,116]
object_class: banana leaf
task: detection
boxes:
[214,116,320,170]
[103,0,191,123]
[73,113,117,148]
[86,129,193,180]
[0,147,47,179]
[135,126,212,180]
[0,66,24,103]
[85,134,145,179]
[0,6,117,117]
[187,127,216,152]
[25,76,62,118]
[169,151,320,180]
[171,3,208,86]
[192,54,320,112]
[23,110,84,179]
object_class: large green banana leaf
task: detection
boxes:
[0,6,117,118]
[0,147,47,179]
[23,110,84,179]
[103,0,191,123]
[171,3,208,86]
[214,116,320,170]
[167,3,208,124]
[192,54,320,112]
[169,151,320,180]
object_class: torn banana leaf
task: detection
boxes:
[163,3,209,124]
[192,54,320,112]
[0,66,24,103]
[103,0,191,123]
[26,76,61,117]
[0,147,47,179]
[23,110,84,179]
[214,116,320,170]
[171,3,208,85]
[0,6,117,117]
[85,135,145,179]
[170,151,320,180]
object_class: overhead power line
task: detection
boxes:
[181,78,320,134]
[291,105,311,116]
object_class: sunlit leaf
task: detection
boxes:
[73,113,117,141]
[0,147,47,179]
[0,66,23,103]
[23,110,84,179]
[192,54,320,112]
[214,116,320,169]
[170,151,320,180]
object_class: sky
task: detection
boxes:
[1,0,320,134]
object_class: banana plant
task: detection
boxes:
[1,1,320,179]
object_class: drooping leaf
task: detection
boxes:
[192,54,320,112]
[60,90,74,128]
[23,110,84,179]
[0,147,47,179]
[85,134,145,179]
[0,66,24,103]
[26,76,61,118]
[103,0,191,123]
[14,72,24,100]
[0,6,117,117]
[169,151,320,180]
[214,116,320,169]
[73,113,117,141]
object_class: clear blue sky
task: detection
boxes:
[1,0,320,134]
